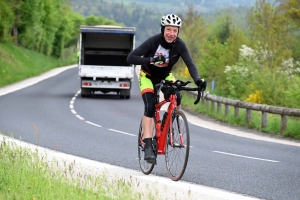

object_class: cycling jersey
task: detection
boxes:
[127,33,199,117]
[127,33,200,83]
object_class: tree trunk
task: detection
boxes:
[12,24,18,45]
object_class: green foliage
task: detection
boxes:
[248,0,292,69]
[18,0,43,49]
[282,76,300,108]
[0,1,14,42]
[199,40,229,82]
[0,0,119,58]
[238,0,300,108]
[85,15,119,26]
[280,0,300,61]
[207,13,232,44]
[173,3,207,79]
[194,19,248,95]
[281,0,300,26]
[210,0,300,109]
[66,12,85,48]
[85,15,102,26]
[223,44,258,99]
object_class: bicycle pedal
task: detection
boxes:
[139,145,145,151]
[173,143,181,148]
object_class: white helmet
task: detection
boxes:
[161,14,182,27]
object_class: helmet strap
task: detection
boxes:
[161,25,165,35]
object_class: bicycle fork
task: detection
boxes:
[169,115,185,148]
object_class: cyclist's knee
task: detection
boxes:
[144,108,155,118]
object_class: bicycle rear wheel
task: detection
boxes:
[138,119,155,175]
[165,110,190,181]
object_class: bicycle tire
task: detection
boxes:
[165,110,190,181]
[138,119,155,175]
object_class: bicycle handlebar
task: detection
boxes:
[155,80,205,105]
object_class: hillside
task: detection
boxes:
[0,43,76,88]
[71,0,253,45]
[72,0,256,13]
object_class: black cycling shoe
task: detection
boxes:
[143,138,156,163]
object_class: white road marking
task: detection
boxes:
[75,115,84,120]
[86,121,102,127]
[213,151,280,163]
[69,90,136,138]
[108,129,136,136]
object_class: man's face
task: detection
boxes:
[164,25,179,43]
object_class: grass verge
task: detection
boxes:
[0,42,77,88]
[0,136,158,200]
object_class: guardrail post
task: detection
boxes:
[280,115,287,134]
[206,99,210,108]
[246,109,252,124]
[225,104,230,116]
[261,111,268,128]
[217,102,222,113]
[211,101,215,111]
[234,107,239,118]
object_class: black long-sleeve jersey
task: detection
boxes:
[126,33,200,83]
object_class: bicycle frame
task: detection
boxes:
[138,79,203,180]
[154,93,178,155]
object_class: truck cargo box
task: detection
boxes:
[78,25,136,99]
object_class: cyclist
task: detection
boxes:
[127,13,206,163]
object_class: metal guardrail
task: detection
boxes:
[184,91,300,134]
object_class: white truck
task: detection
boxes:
[78,25,136,99]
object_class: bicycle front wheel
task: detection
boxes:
[138,119,155,175]
[165,110,190,181]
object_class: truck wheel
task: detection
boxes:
[120,89,130,100]
[81,88,91,98]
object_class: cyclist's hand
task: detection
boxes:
[150,54,166,65]
[195,79,207,91]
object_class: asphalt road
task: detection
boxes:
[1,66,300,200]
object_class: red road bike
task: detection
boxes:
[138,80,204,181]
